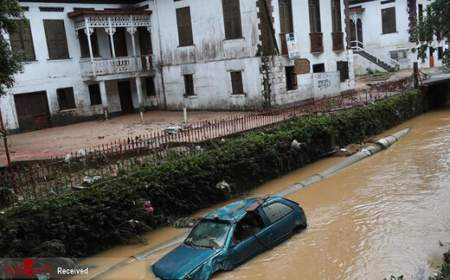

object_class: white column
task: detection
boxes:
[84,18,96,76]
[99,80,109,120]
[106,17,116,59]
[135,77,144,122]
[127,23,138,71]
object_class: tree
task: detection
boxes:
[412,0,450,67]
[0,0,23,96]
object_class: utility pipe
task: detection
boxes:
[276,128,410,197]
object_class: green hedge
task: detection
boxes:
[0,90,427,258]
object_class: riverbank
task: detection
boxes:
[0,90,429,259]
[81,108,450,280]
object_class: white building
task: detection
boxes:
[349,0,448,75]
[0,0,355,133]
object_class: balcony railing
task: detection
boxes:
[80,55,153,77]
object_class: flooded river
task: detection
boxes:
[83,109,450,280]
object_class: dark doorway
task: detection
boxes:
[112,27,128,57]
[14,91,51,131]
[350,18,363,48]
[118,80,134,113]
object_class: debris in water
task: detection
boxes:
[171,217,200,228]
[290,139,305,151]
[144,200,154,215]
[216,180,231,193]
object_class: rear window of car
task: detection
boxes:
[262,202,293,224]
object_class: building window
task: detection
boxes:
[382,7,396,34]
[230,71,244,95]
[279,0,294,34]
[313,63,325,73]
[285,66,297,91]
[145,77,156,96]
[331,0,342,32]
[337,61,349,82]
[57,87,76,110]
[8,19,35,61]
[331,0,344,51]
[78,29,99,58]
[222,0,242,39]
[176,7,194,46]
[88,84,102,106]
[138,27,153,55]
[183,74,195,97]
[43,19,69,59]
[438,47,443,60]
[308,0,321,33]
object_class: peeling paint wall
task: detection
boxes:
[150,0,355,110]
[150,0,263,110]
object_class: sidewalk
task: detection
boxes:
[0,68,424,167]
[0,111,246,166]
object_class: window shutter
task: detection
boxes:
[331,0,342,32]
[184,74,195,96]
[279,0,293,34]
[21,20,36,61]
[382,7,396,34]
[176,7,194,46]
[337,61,349,82]
[308,0,321,33]
[9,20,35,61]
[231,71,244,95]
[44,20,69,59]
[222,0,242,39]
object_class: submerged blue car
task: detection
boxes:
[152,196,307,280]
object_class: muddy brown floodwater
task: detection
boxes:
[83,109,450,280]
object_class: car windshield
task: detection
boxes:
[184,220,231,249]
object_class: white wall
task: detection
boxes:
[2,1,155,131]
[151,0,355,110]
[271,0,355,104]
[351,0,448,74]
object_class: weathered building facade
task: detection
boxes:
[151,0,355,110]
[1,0,355,132]
[349,0,448,75]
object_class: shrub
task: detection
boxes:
[0,90,427,258]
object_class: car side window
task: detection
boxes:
[232,212,264,245]
[262,202,293,224]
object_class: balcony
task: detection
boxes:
[310,32,324,54]
[80,55,153,78]
[69,8,153,79]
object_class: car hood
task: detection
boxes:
[152,244,216,279]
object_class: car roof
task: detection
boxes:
[203,196,281,223]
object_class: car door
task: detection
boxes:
[229,233,264,266]
[256,202,297,248]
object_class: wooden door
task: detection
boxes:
[118,80,134,113]
[14,91,51,131]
